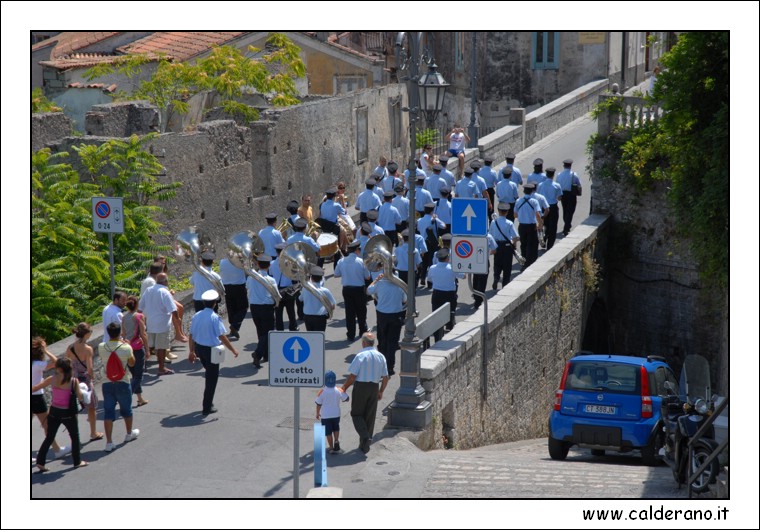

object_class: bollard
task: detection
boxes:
[314,422,327,487]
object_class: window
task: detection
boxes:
[390,97,403,149]
[455,32,465,72]
[532,32,560,70]
[356,106,368,164]
[334,75,366,95]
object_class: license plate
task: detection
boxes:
[585,404,616,415]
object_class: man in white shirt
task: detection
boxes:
[138,273,179,375]
[102,291,126,338]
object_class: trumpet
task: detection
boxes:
[228,231,282,307]
[279,242,334,319]
[175,227,225,299]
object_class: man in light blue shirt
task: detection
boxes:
[377,191,402,246]
[455,168,480,198]
[258,213,286,259]
[489,202,520,290]
[516,183,542,269]
[472,233,498,309]
[393,229,422,284]
[435,187,453,232]
[271,243,298,332]
[371,173,385,201]
[428,248,465,340]
[526,157,546,186]
[189,289,240,416]
[413,174,434,215]
[373,156,389,181]
[470,161,493,215]
[286,218,321,254]
[365,209,385,237]
[367,273,406,375]
[190,251,223,313]
[537,167,563,250]
[299,266,336,331]
[479,157,498,218]
[316,187,345,267]
[341,332,389,454]
[357,222,372,254]
[505,153,523,187]
[424,164,446,199]
[219,257,247,339]
[246,255,278,368]
[334,240,370,341]
[378,161,402,193]
[403,164,425,190]
[556,158,582,236]
[392,184,410,233]
[438,155,456,189]
[498,167,520,221]
[355,178,382,223]
[418,202,445,287]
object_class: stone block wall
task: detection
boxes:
[84,101,160,137]
[418,215,610,450]
[32,112,73,152]
[592,171,725,391]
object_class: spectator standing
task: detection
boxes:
[99,322,139,453]
[31,337,68,461]
[139,272,179,375]
[102,291,126,338]
[315,370,349,454]
[66,322,104,441]
[122,297,150,407]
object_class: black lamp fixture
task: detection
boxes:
[418,62,449,124]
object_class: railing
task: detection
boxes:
[418,126,504,160]
[687,396,729,498]
[416,302,450,350]
[597,95,664,136]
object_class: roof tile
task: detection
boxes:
[117,32,247,62]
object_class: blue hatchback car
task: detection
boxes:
[548,353,677,466]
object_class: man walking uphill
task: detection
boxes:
[188,290,239,416]
[341,332,389,454]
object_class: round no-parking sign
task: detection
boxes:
[91,197,124,234]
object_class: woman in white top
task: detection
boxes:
[32,337,67,460]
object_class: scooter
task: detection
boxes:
[658,355,721,493]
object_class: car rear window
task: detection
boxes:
[565,361,641,395]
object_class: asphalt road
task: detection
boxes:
[31,114,600,500]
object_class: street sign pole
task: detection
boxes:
[294,386,300,499]
[468,274,488,399]
[108,233,115,299]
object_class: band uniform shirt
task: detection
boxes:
[367,278,407,313]
[247,273,277,305]
[496,179,519,205]
[417,214,445,239]
[507,164,523,186]
[489,216,518,242]
[556,168,580,192]
[424,174,445,199]
[441,167,456,188]
[368,222,385,237]
[393,243,421,271]
[516,196,541,225]
[413,233,428,255]
[435,198,452,225]
[427,262,465,291]
[377,202,402,231]
[532,192,550,214]
[320,199,346,223]
[334,253,370,287]
[526,172,546,186]
[190,266,222,300]
[348,346,388,383]
[379,175,402,193]
[258,226,285,257]
[269,258,293,289]
[479,167,498,189]
[455,177,479,198]
[538,180,563,205]
[286,232,321,253]
[190,307,226,347]
[392,195,410,220]
[414,186,434,212]
[299,283,336,316]
[219,258,246,285]
[355,189,382,213]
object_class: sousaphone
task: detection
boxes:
[175,227,225,298]
[228,231,282,306]
[280,242,334,319]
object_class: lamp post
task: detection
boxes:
[467,32,478,148]
[390,32,448,429]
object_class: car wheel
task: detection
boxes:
[641,430,662,467]
[548,437,570,460]
[591,449,605,457]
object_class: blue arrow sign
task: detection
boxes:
[451,198,488,236]
[283,336,310,364]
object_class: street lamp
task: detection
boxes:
[389,32,447,429]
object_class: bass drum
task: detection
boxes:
[317,233,339,258]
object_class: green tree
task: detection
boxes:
[32,87,62,113]
[32,136,180,342]
[590,32,728,290]
[85,33,305,131]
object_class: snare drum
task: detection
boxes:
[317,233,339,258]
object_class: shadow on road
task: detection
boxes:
[160,411,218,428]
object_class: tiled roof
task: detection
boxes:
[39,53,137,70]
[117,32,248,62]
[32,31,122,57]
[67,82,118,92]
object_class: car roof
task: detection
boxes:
[570,354,668,367]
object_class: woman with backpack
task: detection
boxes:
[34,357,88,472]
[122,296,149,407]
[66,322,104,441]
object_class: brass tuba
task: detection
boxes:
[364,234,409,293]
[280,242,334,319]
[175,227,225,299]
[228,231,282,307]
